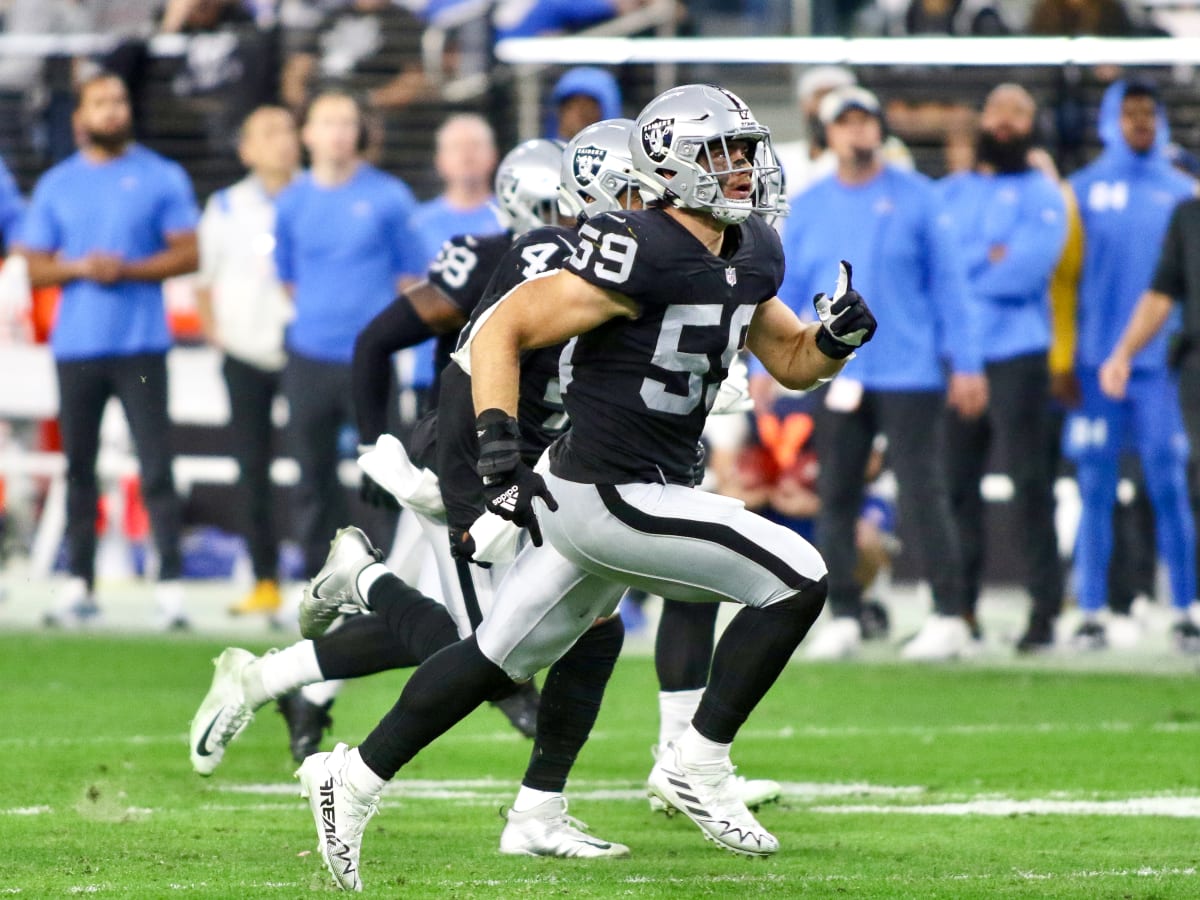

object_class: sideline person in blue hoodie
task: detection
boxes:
[771,85,987,661]
[1055,80,1198,651]
[938,84,1067,653]
[545,67,622,141]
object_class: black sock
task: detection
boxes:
[366,573,461,664]
[693,578,827,744]
[358,635,514,780]
[655,599,718,692]
[522,616,624,793]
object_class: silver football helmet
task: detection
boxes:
[495,139,567,235]
[629,84,783,225]
[558,118,646,219]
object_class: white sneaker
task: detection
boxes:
[296,743,380,892]
[804,616,862,660]
[646,742,779,857]
[43,577,101,629]
[499,795,630,858]
[647,746,781,813]
[1107,613,1143,650]
[299,527,381,639]
[189,648,257,776]
[155,579,190,631]
[900,615,972,661]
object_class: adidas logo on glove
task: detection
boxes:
[494,485,520,512]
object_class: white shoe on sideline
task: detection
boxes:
[43,577,101,629]
[189,648,257,776]
[647,745,780,813]
[804,616,862,660]
[900,615,972,661]
[499,795,630,858]
[155,579,190,631]
[296,743,380,892]
[646,742,779,857]
[299,527,381,639]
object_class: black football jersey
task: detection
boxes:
[437,225,579,530]
[552,208,785,485]
[424,232,514,396]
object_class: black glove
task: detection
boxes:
[448,525,491,568]
[359,472,400,511]
[813,260,877,360]
[476,409,558,546]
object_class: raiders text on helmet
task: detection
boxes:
[559,118,651,219]
[630,84,784,225]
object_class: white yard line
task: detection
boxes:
[813,797,1200,817]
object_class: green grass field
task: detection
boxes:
[4,631,1200,898]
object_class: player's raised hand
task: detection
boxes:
[813,260,877,359]
[476,409,559,545]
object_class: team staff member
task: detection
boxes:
[273,90,424,583]
[18,72,199,630]
[1054,80,1197,651]
[938,83,1067,653]
[196,106,300,618]
[776,85,986,661]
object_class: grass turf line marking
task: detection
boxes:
[813,797,1200,817]
[1,806,52,816]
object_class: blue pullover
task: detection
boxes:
[778,164,982,390]
[1069,82,1196,372]
[938,169,1066,363]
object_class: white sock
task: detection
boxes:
[356,562,390,608]
[345,747,387,799]
[675,724,731,767]
[512,785,561,813]
[244,642,322,707]
[658,688,704,751]
[301,679,343,707]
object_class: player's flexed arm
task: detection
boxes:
[469,268,638,540]
[748,260,877,390]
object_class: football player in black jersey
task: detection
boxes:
[188,140,569,774]
[288,85,876,889]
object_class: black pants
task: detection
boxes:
[222,355,281,581]
[56,353,182,586]
[1176,366,1200,587]
[945,353,1063,623]
[816,387,964,619]
[283,352,395,578]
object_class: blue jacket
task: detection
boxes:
[1070,81,1196,371]
[779,165,982,391]
[938,169,1066,363]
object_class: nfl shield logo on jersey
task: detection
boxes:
[725,266,737,286]
[573,146,607,186]
[642,117,675,163]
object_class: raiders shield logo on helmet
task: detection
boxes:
[641,117,675,163]
[573,145,607,187]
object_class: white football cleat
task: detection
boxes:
[646,742,779,857]
[647,746,780,813]
[804,616,862,660]
[296,743,380,892]
[189,648,257,776]
[499,795,630,858]
[900,614,973,661]
[299,527,381,639]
